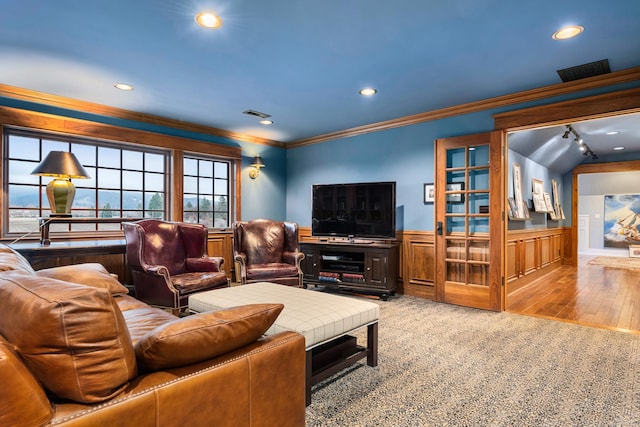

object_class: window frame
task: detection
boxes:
[4,128,171,235]
[0,108,242,241]
[182,152,233,229]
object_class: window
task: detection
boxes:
[4,128,169,236]
[183,155,230,228]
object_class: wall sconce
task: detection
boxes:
[249,154,265,179]
[31,151,91,217]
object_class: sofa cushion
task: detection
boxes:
[0,272,137,403]
[36,263,129,295]
[135,303,284,371]
[0,243,35,274]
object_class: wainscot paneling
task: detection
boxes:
[400,231,435,299]
[207,229,234,280]
[506,227,565,295]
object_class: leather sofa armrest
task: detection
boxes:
[141,264,170,278]
[283,251,305,266]
[49,331,306,427]
[185,257,224,272]
[234,252,247,266]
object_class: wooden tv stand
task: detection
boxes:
[299,241,399,300]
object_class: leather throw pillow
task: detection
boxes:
[135,303,284,371]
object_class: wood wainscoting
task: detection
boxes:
[506,227,565,295]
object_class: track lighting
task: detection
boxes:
[563,124,596,159]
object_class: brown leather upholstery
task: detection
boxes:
[0,245,306,426]
[233,219,305,287]
[123,219,229,311]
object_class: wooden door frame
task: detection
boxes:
[434,132,505,311]
[493,87,640,267]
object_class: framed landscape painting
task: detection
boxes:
[603,194,640,248]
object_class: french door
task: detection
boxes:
[434,132,504,311]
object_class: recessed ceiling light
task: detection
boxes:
[114,83,133,91]
[359,88,377,96]
[259,120,273,125]
[613,146,625,151]
[606,131,620,135]
[195,12,223,29]
[552,25,584,40]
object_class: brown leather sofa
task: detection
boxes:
[233,219,305,287]
[0,244,306,427]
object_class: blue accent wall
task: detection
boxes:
[2,80,639,228]
[286,81,640,232]
[0,95,289,221]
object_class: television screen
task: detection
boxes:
[312,181,396,239]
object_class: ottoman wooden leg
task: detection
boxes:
[305,350,312,406]
[367,322,378,367]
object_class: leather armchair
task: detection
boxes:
[233,219,305,287]
[123,219,229,313]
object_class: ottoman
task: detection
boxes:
[189,282,379,405]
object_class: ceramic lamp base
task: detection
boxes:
[46,178,76,216]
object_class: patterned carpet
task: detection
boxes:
[305,295,640,426]
[588,256,640,270]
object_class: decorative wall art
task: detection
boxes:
[531,178,547,212]
[512,163,524,219]
[604,194,640,248]
[543,192,556,220]
[508,197,518,219]
[424,183,435,203]
[551,179,565,220]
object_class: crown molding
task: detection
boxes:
[0,83,285,148]
[2,66,639,151]
[288,66,640,148]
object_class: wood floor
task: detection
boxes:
[506,256,640,334]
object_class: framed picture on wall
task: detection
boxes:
[532,192,546,212]
[508,197,518,218]
[520,200,530,219]
[532,178,544,195]
[513,163,523,218]
[424,183,435,203]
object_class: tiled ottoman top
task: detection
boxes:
[189,282,379,349]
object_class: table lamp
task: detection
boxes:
[31,151,91,217]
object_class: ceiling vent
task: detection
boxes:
[243,109,271,119]
[557,59,610,82]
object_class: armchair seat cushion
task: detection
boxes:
[247,263,300,280]
[171,271,228,295]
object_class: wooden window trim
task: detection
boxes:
[0,105,242,235]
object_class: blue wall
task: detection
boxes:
[2,79,639,229]
[0,96,289,222]
[286,81,640,232]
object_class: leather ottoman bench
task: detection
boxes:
[189,282,379,405]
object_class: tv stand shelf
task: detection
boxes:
[300,241,399,300]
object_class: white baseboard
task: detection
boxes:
[579,248,628,258]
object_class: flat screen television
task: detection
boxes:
[312,181,396,240]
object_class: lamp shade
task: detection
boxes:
[250,154,265,168]
[31,151,90,179]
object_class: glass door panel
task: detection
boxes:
[435,131,503,311]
